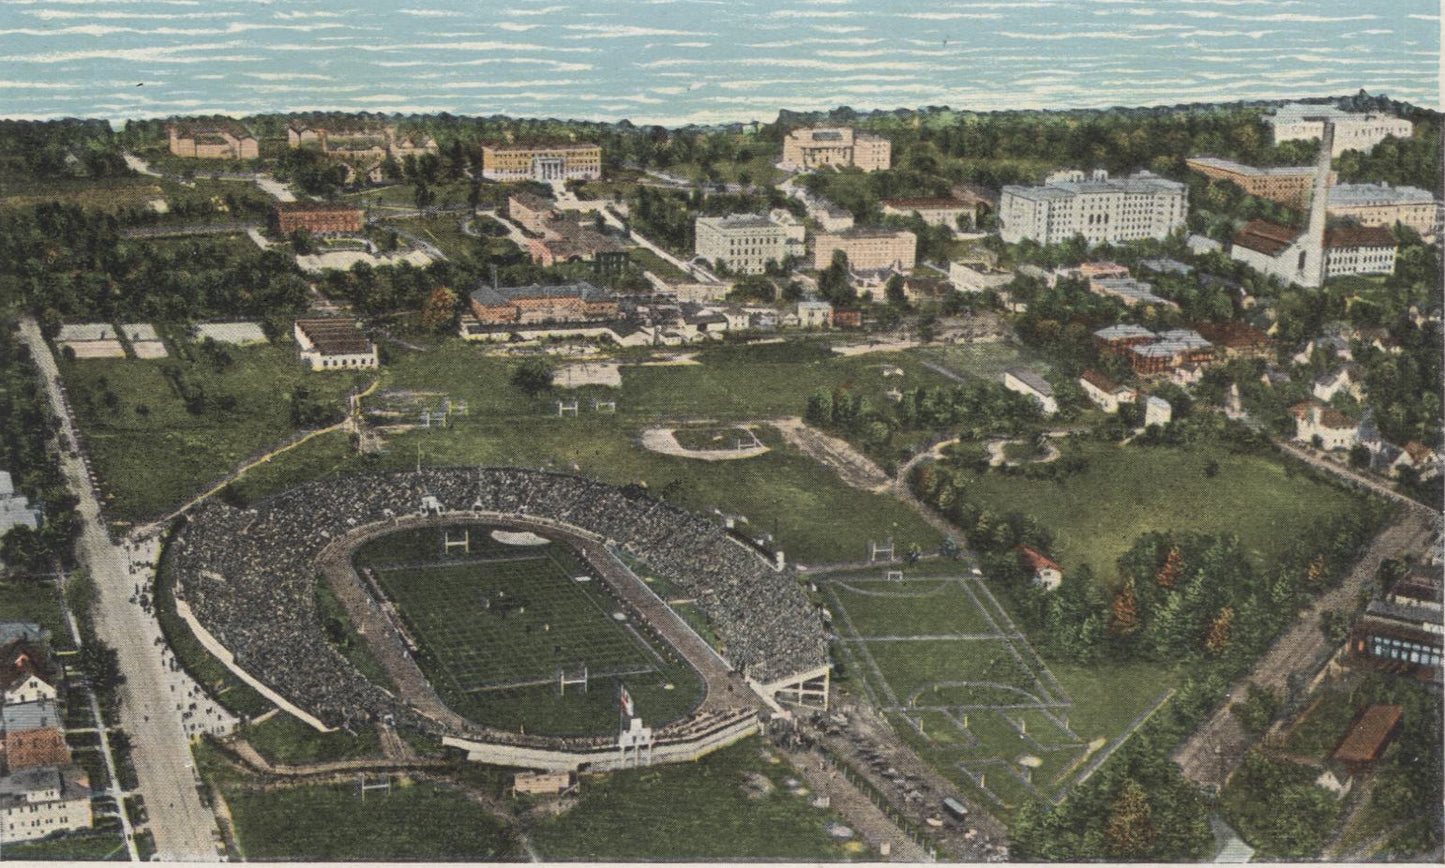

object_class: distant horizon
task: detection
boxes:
[2,0,1436,128]
[11,90,1438,133]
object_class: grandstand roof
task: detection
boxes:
[469,281,611,307]
[294,318,373,355]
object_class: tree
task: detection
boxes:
[419,286,458,332]
[885,273,908,307]
[1318,609,1350,646]
[510,358,554,397]
[1306,554,1327,586]
[1203,605,1233,656]
[1230,684,1279,737]
[1105,779,1156,858]
[0,525,49,576]
[1109,578,1141,636]
[1156,545,1184,589]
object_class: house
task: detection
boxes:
[1127,330,1215,376]
[1294,334,1353,365]
[0,472,42,536]
[0,641,55,706]
[1015,546,1063,591]
[1171,363,1206,387]
[1,697,70,773]
[1195,322,1273,359]
[1089,277,1179,311]
[1393,441,1440,480]
[0,765,92,843]
[1289,402,1358,451]
[796,300,833,329]
[1079,370,1136,413]
[0,623,47,647]
[831,309,863,329]
[293,319,379,372]
[1332,705,1403,772]
[1260,363,1293,389]
[526,219,627,268]
[1311,364,1364,403]
[1002,368,1057,416]
[1144,395,1172,427]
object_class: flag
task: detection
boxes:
[619,685,635,718]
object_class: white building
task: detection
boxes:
[693,213,803,275]
[998,170,1187,246]
[0,766,92,843]
[1264,103,1413,156]
[949,262,1014,293]
[0,471,41,536]
[293,319,379,372]
[1079,370,1137,413]
[796,300,833,329]
[1002,367,1058,416]
[1290,402,1358,451]
[1144,395,1172,427]
[1329,183,1441,238]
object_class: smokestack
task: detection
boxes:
[1299,119,1335,287]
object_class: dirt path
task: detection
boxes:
[771,417,892,492]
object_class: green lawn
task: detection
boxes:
[963,440,1361,580]
[2,829,129,860]
[918,342,1039,384]
[0,580,73,650]
[829,578,997,637]
[241,713,381,767]
[223,778,519,861]
[530,736,861,861]
[62,342,365,521]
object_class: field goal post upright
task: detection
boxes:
[885,570,904,582]
[444,526,470,554]
[557,398,579,417]
[557,664,589,696]
[869,538,895,563]
[592,397,616,413]
[357,772,391,801]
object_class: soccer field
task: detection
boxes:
[354,524,702,736]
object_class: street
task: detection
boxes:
[21,316,224,861]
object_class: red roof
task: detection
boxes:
[1195,321,1272,350]
[1232,220,1300,256]
[1015,546,1062,574]
[1334,705,1403,765]
[1080,369,1126,394]
[1325,225,1397,249]
[1289,401,1356,431]
[0,640,49,692]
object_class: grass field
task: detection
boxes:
[2,829,129,861]
[355,523,702,736]
[530,737,861,861]
[0,580,73,650]
[824,565,1180,815]
[223,778,519,861]
[241,713,381,767]
[964,440,1363,579]
[63,342,365,521]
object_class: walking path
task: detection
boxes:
[21,316,223,860]
[1275,439,1436,515]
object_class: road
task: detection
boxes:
[1275,439,1436,515]
[120,222,260,239]
[1172,508,1438,789]
[599,206,721,284]
[20,317,223,861]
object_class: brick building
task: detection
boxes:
[813,229,916,271]
[468,282,617,326]
[167,122,258,160]
[1186,156,1330,209]
[272,202,365,236]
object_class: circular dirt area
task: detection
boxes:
[640,425,770,460]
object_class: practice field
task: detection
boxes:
[823,566,1175,815]
[353,524,702,736]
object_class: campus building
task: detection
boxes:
[0,766,92,843]
[1264,103,1413,156]
[286,123,437,160]
[480,142,602,182]
[272,202,365,236]
[1185,156,1330,209]
[1126,329,1215,376]
[1002,367,1058,416]
[780,128,890,172]
[1079,369,1137,413]
[166,122,258,161]
[467,282,618,326]
[812,229,916,271]
[881,197,974,229]
[1328,183,1441,238]
[693,213,803,274]
[508,192,559,235]
[998,170,1187,245]
[0,471,41,536]
[293,318,379,372]
[1233,221,1398,283]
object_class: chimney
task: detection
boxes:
[1298,119,1335,287]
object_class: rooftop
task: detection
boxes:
[275,201,364,215]
[1003,366,1053,396]
[1186,156,1317,177]
[697,213,781,231]
[1232,219,1299,257]
[1016,545,1062,574]
[1330,182,1437,206]
[1325,225,1398,249]
[1081,369,1128,394]
[1333,705,1403,765]
[2,698,60,733]
[470,281,611,307]
[882,197,967,210]
[294,318,373,356]
[1094,324,1157,341]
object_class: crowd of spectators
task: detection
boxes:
[169,467,827,736]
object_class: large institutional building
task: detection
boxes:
[1329,183,1441,238]
[781,128,891,172]
[694,212,805,274]
[468,282,618,326]
[480,142,602,182]
[272,202,365,236]
[286,123,437,160]
[1185,156,1330,209]
[1265,104,1413,156]
[813,228,917,271]
[0,766,92,843]
[881,197,975,228]
[293,318,379,372]
[166,122,258,160]
[998,170,1188,246]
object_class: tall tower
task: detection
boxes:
[1294,119,1336,288]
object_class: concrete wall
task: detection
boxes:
[443,713,758,772]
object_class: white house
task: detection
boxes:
[1290,402,1358,451]
[1311,364,1364,403]
[1002,367,1058,416]
[1079,370,1137,413]
[1016,546,1063,592]
[796,300,833,329]
[1144,395,1172,427]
